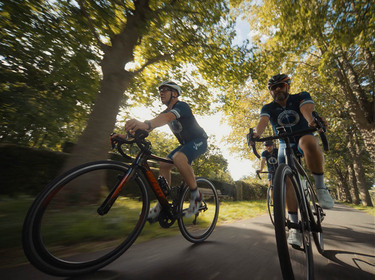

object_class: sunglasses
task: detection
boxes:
[159,87,172,93]
[270,83,287,91]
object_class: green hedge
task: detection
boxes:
[0,144,265,200]
[0,144,67,196]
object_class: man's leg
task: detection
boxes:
[298,135,323,173]
[172,152,197,190]
[159,161,174,186]
[172,151,202,217]
[299,135,333,209]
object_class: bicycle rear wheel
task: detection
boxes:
[178,177,219,243]
[273,164,314,280]
[22,161,149,277]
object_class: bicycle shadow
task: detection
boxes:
[319,249,375,279]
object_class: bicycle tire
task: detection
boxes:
[267,185,275,225]
[178,177,219,243]
[273,164,314,280]
[295,161,325,255]
[304,180,325,255]
[22,160,149,277]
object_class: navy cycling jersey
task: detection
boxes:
[261,148,278,173]
[260,92,314,143]
[162,101,208,145]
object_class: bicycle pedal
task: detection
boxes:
[291,244,304,251]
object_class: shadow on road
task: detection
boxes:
[321,250,375,278]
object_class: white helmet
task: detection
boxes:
[158,80,181,96]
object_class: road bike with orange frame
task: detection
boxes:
[22,130,219,277]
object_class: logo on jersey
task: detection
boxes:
[268,156,278,165]
[277,110,300,127]
[193,141,203,150]
[168,120,183,134]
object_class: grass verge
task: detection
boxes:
[0,196,267,269]
[341,202,375,216]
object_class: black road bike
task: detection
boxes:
[23,130,219,277]
[256,170,275,225]
[248,111,328,280]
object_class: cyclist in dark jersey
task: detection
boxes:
[256,140,278,186]
[250,74,334,246]
[112,81,208,222]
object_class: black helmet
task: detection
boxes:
[158,80,181,96]
[265,140,274,147]
[267,74,291,90]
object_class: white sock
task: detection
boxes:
[312,173,326,189]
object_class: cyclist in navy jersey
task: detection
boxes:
[257,140,278,187]
[250,74,334,247]
[112,81,208,222]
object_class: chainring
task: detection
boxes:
[158,210,175,228]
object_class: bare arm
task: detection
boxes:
[125,112,176,133]
[254,116,270,138]
[257,157,266,172]
[300,103,315,126]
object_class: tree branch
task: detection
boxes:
[77,0,107,51]
[132,45,186,75]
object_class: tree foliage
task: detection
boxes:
[0,0,101,149]
[224,0,374,205]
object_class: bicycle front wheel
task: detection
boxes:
[22,161,149,277]
[303,177,325,254]
[273,164,314,280]
[178,177,219,243]
[267,185,275,225]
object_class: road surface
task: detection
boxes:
[1,203,374,279]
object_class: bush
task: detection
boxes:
[0,144,67,196]
[0,145,264,201]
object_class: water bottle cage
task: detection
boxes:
[157,176,170,196]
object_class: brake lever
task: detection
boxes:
[312,111,326,132]
[311,111,329,151]
[110,133,116,149]
[247,128,261,159]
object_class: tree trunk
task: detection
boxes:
[335,55,375,163]
[60,1,152,203]
[347,131,373,206]
[348,163,360,205]
[333,164,351,202]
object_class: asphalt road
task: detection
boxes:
[2,203,374,280]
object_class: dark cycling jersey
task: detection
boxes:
[162,101,208,145]
[259,92,314,143]
[261,148,278,173]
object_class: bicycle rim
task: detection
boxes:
[273,164,314,280]
[22,161,149,276]
[178,177,219,243]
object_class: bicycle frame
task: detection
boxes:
[98,140,175,218]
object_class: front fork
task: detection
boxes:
[97,165,137,216]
